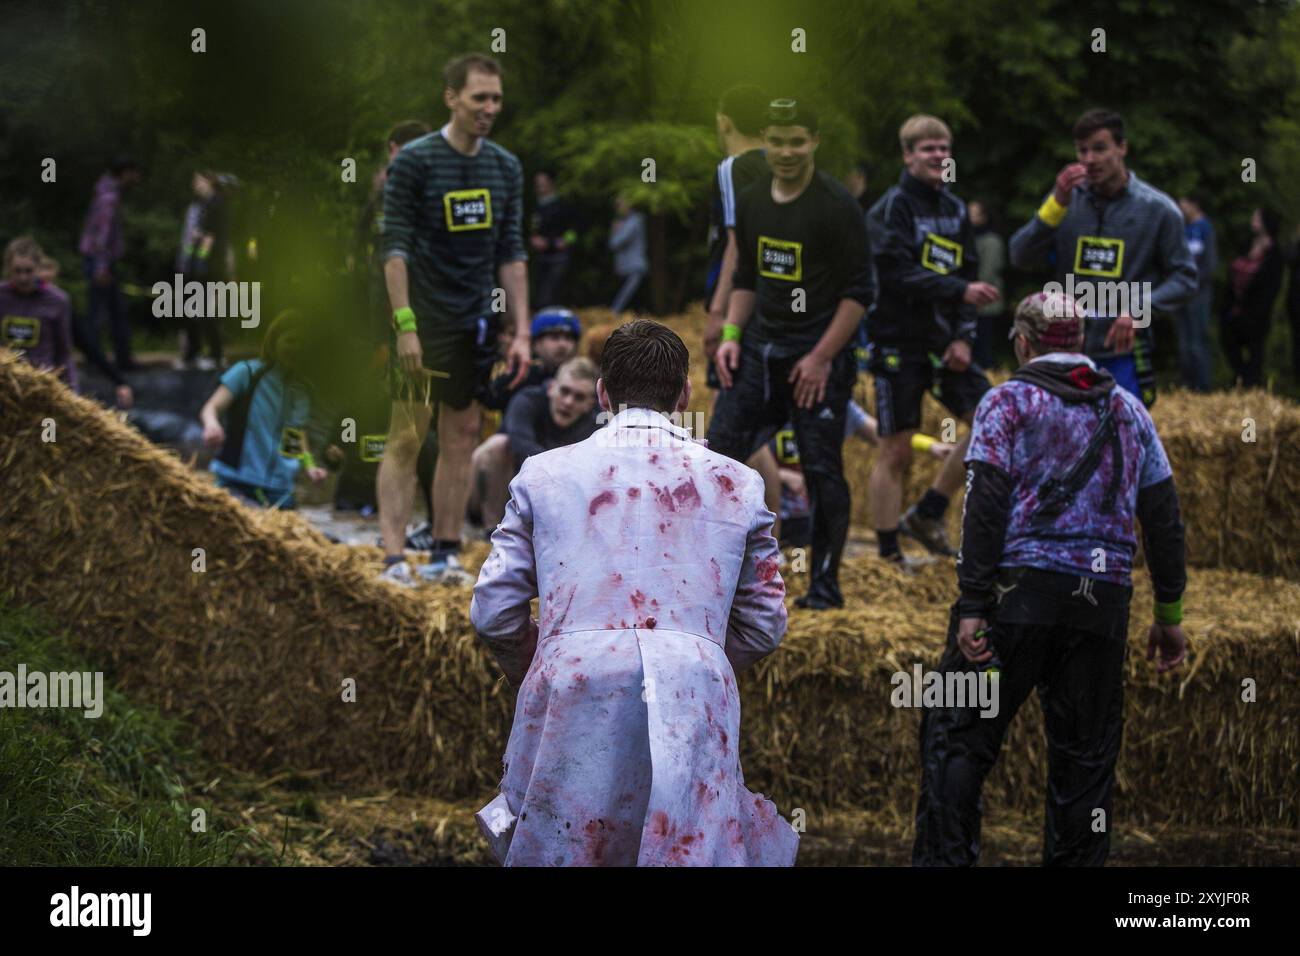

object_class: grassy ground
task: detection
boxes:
[5,594,1297,867]
[0,598,270,866]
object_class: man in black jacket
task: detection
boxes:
[867,114,1000,564]
[912,291,1187,867]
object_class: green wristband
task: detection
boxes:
[300,452,316,469]
[1154,598,1183,625]
[721,323,742,344]
[195,245,211,260]
[393,306,417,333]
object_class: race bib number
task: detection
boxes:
[920,233,963,274]
[444,188,492,231]
[2,315,40,350]
[775,428,800,466]
[1074,236,1124,277]
[279,427,307,458]
[757,236,802,281]
[361,434,387,462]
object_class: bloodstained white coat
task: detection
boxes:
[470,407,798,866]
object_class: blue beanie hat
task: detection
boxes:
[531,307,581,339]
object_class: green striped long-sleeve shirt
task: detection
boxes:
[382,129,527,330]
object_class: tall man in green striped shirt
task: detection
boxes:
[379,53,532,586]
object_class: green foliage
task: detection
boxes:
[556,123,716,221]
[0,0,1297,318]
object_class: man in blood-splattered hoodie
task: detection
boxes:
[470,319,799,866]
[912,291,1187,867]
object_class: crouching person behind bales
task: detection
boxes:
[912,291,1187,868]
[470,356,600,530]
[199,309,329,510]
[470,319,798,867]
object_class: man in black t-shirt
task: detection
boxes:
[708,98,874,610]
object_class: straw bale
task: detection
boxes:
[2,348,1296,831]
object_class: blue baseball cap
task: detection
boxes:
[531,308,581,340]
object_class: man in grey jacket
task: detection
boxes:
[1009,110,1197,407]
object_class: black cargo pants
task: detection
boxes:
[912,566,1131,866]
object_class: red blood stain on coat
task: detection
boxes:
[628,487,641,499]
[589,490,617,515]
[583,819,609,864]
[630,590,647,609]
[649,453,659,464]
[645,616,657,629]
[547,585,577,637]
[709,557,723,594]
[672,478,702,509]
[647,481,676,513]
[650,810,674,840]
[757,557,779,583]
[713,472,736,494]
[604,465,617,478]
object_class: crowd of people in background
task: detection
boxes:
[3,59,1300,569]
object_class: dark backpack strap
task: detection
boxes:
[1029,393,1123,527]
[217,362,272,469]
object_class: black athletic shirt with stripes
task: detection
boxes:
[382,128,526,331]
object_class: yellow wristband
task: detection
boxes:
[1037,194,1069,228]
[912,434,935,453]
[393,306,417,333]
[721,323,743,343]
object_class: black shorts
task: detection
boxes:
[390,315,499,410]
[707,341,856,476]
[869,345,990,437]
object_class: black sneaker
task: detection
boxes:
[794,580,844,610]
[900,504,956,556]
[405,521,435,551]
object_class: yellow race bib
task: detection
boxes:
[444,188,493,231]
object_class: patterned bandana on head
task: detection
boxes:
[1010,291,1084,351]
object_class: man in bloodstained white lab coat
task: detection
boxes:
[470,319,799,866]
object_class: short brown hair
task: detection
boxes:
[899,114,952,152]
[443,53,501,93]
[1072,109,1125,145]
[387,120,431,148]
[599,320,689,413]
[3,235,43,274]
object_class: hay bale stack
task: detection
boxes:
[2,351,1297,829]
[753,559,1300,828]
[0,350,510,795]
[1148,389,1300,580]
